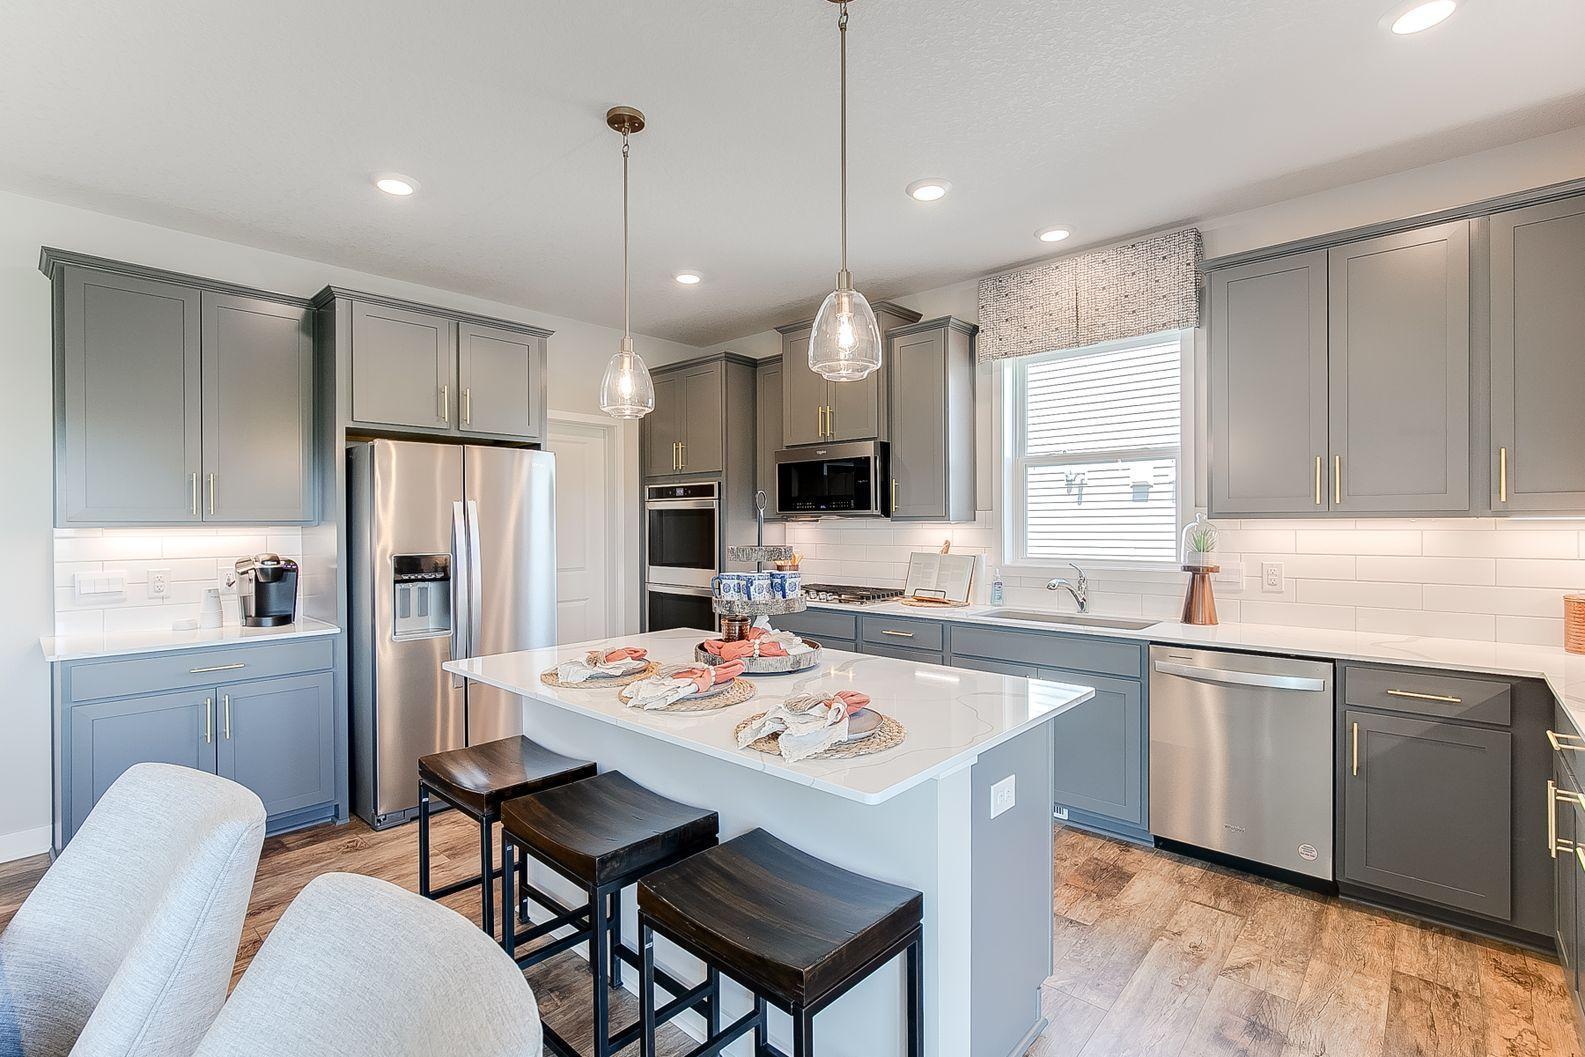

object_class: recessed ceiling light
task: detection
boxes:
[1385,0,1457,34]
[674,272,703,286]
[1036,226,1072,243]
[906,179,950,202]
[374,174,419,197]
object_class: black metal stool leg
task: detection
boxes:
[479,815,495,938]
[706,966,721,1037]
[906,937,923,1057]
[754,996,769,1056]
[639,921,657,1057]
[518,846,530,922]
[590,884,611,1057]
[417,784,432,898]
[793,1006,814,1057]
[608,891,624,988]
[500,838,517,959]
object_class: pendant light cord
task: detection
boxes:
[837,1,849,285]
[622,132,631,342]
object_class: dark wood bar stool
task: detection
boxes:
[637,828,924,1057]
[416,735,596,939]
[499,771,720,1057]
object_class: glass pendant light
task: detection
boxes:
[808,0,883,382]
[598,106,656,419]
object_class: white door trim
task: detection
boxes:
[547,410,630,636]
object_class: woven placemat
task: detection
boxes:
[620,677,757,713]
[734,711,907,760]
[539,661,658,689]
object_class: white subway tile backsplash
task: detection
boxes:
[1297,580,1422,609]
[1239,600,1356,631]
[1496,558,1585,589]
[1355,608,1497,641]
[1218,529,1295,553]
[1354,555,1497,586]
[1496,616,1565,647]
[1296,529,1421,556]
[1421,530,1579,559]
[1240,552,1358,581]
[1420,584,1565,618]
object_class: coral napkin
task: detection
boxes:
[735,690,872,761]
[624,661,746,710]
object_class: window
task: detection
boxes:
[1007,334,1183,566]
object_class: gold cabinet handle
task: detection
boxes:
[1333,455,1342,506]
[440,384,449,425]
[223,694,231,740]
[1351,721,1359,776]
[188,662,245,674]
[463,387,472,425]
[825,405,834,438]
[1314,455,1322,506]
[679,442,685,468]
[1385,688,1462,704]
[207,473,216,516]
[190,472,199,516]
[1551,778,1560,857]
[1549,730,1585,753]
[203,697,213,745]
[892,477,899,511]
[880,629,916,638]
[817,405,826,437]
[1499,446,1508,503]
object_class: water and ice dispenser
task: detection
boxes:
[392,554,452,639]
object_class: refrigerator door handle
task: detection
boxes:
[450,500,468,688]
[465,499,484,662]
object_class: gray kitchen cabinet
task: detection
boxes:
[756,359,783,508]
[56,265,204,525]
[1490,196,1585,513]
[349,300,454,431]
[200,292,315,522]
[639,356,749,479]
[1042,668,1145,830]
[1555,750,1581,1002]
[681,363,726,475]
[69,688,216,835]
[216,672,336,818]
[887,317,977,521]
[859,641,947,666]
[1328,222,1471,513]
[458,321,546,442]
[777,302,922,447]
[1207,250,1330,516]
[1342,708,1511,919]
[643,374,684,476]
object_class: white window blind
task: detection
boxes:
[1012,336,1182,565]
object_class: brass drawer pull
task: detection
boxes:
[1351,721,1359,777]
[1551,779,1559,856]
[1547,730,1585,753]
[880,629,916,638]
[1333,455,1342,505]
[1314,455,1322,506]
[1385,688,1461,704]
[463,387,472,425]
[189,662,246,674]
[440,384,449,425]
[1499,446,1508,503]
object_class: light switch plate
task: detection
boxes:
[990,775,1016,819]
[73,571,126,600]
[1261,562,1285,593]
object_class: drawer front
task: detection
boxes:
[66,638,336,704]
[1343,665,1511,726]
[858,641,947,666]
[860,615,945,652]
[948,624,1143,679]
[773,608,858,642]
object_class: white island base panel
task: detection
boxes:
[445,629,1091,1057]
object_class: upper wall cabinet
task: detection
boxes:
[1207,219,1472,517]
[1490,197,1585,513]
[325,288,550,445]
[887,317,978,522]
[46,252,316,526]
[1328,222,1470,513]
[641,359,727,477]
[778,302,922,447]
[755,359,783,509]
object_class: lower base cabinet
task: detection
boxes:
[1555,749,1582,1007]
[215,673,337,818]
[70,688,217,835]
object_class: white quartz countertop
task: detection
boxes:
[806,598,1585,726]
[442,627,1093,805]
[41,617,340,663]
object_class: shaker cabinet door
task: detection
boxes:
[1328,222,1471,513]
[828,367,881,442]
[756,362,783,508]
[458,322,545,441]
[350,300,454,430]
[1041,669,1144,828]
[201,293,315,523]
[642,374,683,476]
[1342,710,1510,919]
[70,688,217,838]
[679,362,725,475]
[216,672,336,819]
[1491,197,1585,513]
[59,267,203,524]
[1207,251,1329,516]
[889,327,948,520]
[781,328,828,446]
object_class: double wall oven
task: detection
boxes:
[644,481,719,632]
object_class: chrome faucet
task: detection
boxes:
[1046,563,1090,613]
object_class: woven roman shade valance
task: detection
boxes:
[977,228,1202,362]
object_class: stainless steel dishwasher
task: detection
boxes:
[1148,645,1335,880]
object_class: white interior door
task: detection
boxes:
[547,418,616,643]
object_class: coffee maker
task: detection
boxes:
[235,554,299,627]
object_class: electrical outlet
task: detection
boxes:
[990,775,1016,819]
[1261,562,1285,593]
[148,568,171,597]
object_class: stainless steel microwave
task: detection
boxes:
[774,440,889,518]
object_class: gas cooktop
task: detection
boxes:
[801,583,905,606]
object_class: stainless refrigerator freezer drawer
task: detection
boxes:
[1148,646,1335,880]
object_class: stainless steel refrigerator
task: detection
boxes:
[347,439,556,828]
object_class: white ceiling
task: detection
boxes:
[2,1,1582,347]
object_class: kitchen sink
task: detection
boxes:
[982,609,1160,631]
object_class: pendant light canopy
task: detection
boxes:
[598,105,656,420]
[808,0,883,383]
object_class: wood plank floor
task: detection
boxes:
[2,817,1578,1056]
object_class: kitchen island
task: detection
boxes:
[444,628,1093,1057]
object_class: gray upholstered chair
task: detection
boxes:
[0,762,266,1057]
[193,873,543,1057]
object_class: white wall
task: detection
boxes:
[0,187,702,859]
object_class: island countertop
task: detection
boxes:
[442,627,1093,805]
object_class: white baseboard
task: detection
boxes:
[0,825,52,864]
